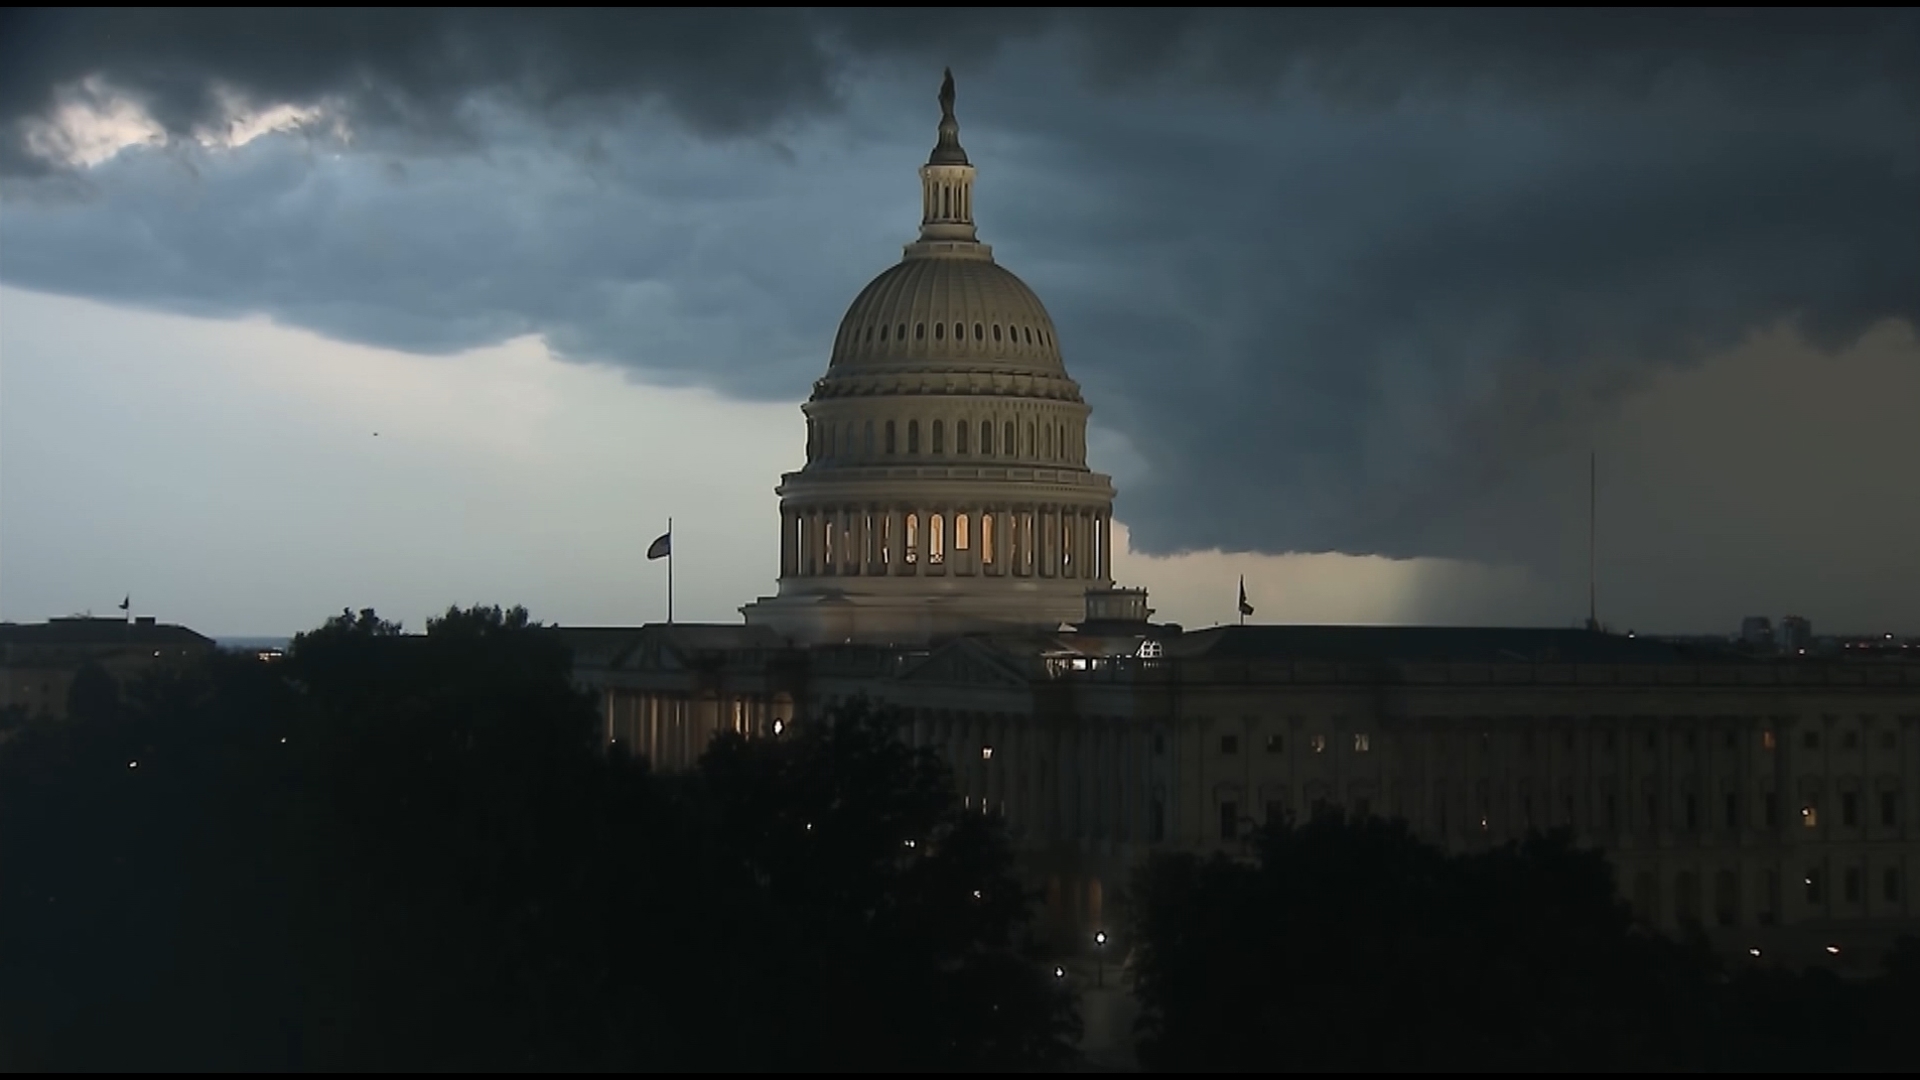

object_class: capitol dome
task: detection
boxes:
[740,70,1117,646]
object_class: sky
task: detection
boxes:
[2,9,1916,637]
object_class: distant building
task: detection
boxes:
[0,615,216,722]
[1741,616,1776,649]
[1780,615,1815,653]
[563,76,1920,970]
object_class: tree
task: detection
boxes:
[65,661,120,724]
[1130,809,1717,1072]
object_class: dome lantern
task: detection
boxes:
[917,68,979,247]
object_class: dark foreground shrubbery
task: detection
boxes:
[0,605,1077,1072]
[1130,811,1920,1072]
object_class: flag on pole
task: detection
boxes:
[119,595,131,612]
[646,532,671,560]
[1237,576,1254,619]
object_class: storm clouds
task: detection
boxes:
[3,9,1914,592]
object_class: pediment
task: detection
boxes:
[898,638,1031,689]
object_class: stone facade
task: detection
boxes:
[567,621,1920,967]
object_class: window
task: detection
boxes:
[1265,733,1284,754]
[1026,421,1036,457]
[1802,802,1819,828]
[932,420,944,454]
[1842,792,1858,828]
[980,515,994,564]
[884,420,897,455]
[1882,791,1899,827]
[1715,870,1739,928]
[1004,421,1014,457]
[1309,733,1327,754]
[1220,734,1240,755]
[1219,801,1239,842]
[935,321,946,340]
[907,420,920,454]
[980,745,994,761]
[863,420,874,455]
[980,420,992,455]
[1843,730,1858,749]
[955,421,968,455]
[1760,869,1779,925]
[1763,729,1776,751]
[1725,791,1740,830]
[1887,867,1904,903]
[1844,867,1861,904]
[955,514,969,550]
[1805,869,1823,903]
[1352,733,1372,753]
[1803,731,1819,750]
[915,322,925,340]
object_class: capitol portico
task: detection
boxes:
[740,70,1116,647]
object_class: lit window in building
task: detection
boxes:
[980,745,993,761]
[1352,733,1371,753]
[955,514,969,550]
[1763,729,1776,751]
[1802,803,1819,828]
[1310,733,1327,754]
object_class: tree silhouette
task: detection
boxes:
[65,661,120,724]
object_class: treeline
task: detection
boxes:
[1129,812,1920,1072]
[6,604,1918,1072]
[0,606,1077,1072]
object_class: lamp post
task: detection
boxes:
[1094,930,1108,989]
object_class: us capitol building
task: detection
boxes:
[565,75,1920,966]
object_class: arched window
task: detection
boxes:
[879,324,888,342]
[992,324,1002,343]
[954,322,964,342]
[929,514,945,565]
[864,325,873,342]
[980,421,993,455]
[1023,327,1032,345]
[1004,421,1015,458]
[915,322,925,340]
[981,514,995,564]
[908,420,920,454]
[1026,422,1036,458]
[905,513,919,564]
[974,322,984,341]
[935,322,946,341]
[896,323,906,341]
[863,421,874,457]
[956,420,969,455]
[955,513,970,551]
[1044,424,1053,460]
[885,421,897,455]
[931,419,944,454]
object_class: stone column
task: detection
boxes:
[779,510,794,577]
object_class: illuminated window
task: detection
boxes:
[1352,733,1371,753]
[1802,803,1819,828]
[928,514,945,565]
[955,514,969,550]
[981,514,994,564]
[1310,734,1327,754]
[1265,733,1284,754]
[1762,729,1776,751]
[980,745,993,761]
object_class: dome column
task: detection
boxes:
[779,509,795,578]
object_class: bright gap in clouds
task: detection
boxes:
[0,285,1498,636]
[20,77,340,170]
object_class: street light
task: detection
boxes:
[1094,930,1109,988]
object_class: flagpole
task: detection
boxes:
[666,517,674,626]
[1239,576,1245,626]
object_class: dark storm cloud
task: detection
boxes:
[2,8,1916,570]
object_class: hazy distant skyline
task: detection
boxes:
[3,10,1915,635]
